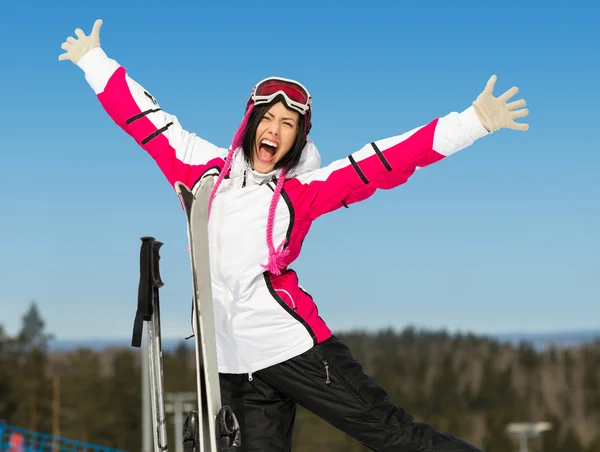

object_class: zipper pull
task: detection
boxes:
[322,360,331,385]
[248,372,253,382]
[242,169,247,188]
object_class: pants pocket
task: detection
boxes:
[313,337,378,408]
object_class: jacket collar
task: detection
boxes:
[228,138,321,187]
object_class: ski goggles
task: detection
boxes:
[249,77,312,115]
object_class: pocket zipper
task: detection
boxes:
[319,356,368,406]
[322,359,331,385]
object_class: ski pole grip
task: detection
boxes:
[131,236,164,347]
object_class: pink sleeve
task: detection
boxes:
[77,48,229,190]
[292,108,489,220]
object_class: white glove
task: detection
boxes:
[58,19,103,64]
[473,75,529,133]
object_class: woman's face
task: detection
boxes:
[252,101,300,174]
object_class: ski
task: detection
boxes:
[132,236,169,452]
[175,176,241,452]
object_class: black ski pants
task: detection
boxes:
[219,335,482,452]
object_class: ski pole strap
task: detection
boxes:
[131,236,164,347]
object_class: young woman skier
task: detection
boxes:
[59,19,529,452]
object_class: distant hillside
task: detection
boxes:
[494,329,600,349]
[48,328,600,352]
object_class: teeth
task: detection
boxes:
[261,139,278,148]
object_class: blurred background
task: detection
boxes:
[1,304,599,451]
[1,0,598,450]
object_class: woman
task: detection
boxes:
[59,20,528,452]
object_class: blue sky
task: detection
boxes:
[0,0,598,340]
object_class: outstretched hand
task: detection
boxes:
[58,19,103,64]
[473,75,529,133]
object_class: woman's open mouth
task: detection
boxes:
[257,139,279,163]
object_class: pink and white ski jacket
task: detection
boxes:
[77,47,489,376]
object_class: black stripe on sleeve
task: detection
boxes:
[126,108,162,125]
[348,155,369,184]
[141,122,173,145]
[371,142,393,172]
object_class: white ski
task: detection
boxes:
[175,177,241,452]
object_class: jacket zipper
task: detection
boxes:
[227,168,280,383]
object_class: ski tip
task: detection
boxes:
[199,175,216,190]
[174,181,191,195]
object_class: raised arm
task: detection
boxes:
[292,75,529,219]
[58,19,228,190]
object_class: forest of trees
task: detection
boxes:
[1,302,600,452]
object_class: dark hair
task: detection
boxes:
[242,94,307,172]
